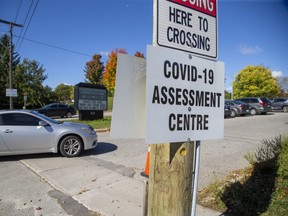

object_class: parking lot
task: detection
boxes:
[0,112,288,216]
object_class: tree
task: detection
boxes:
[225,90,232,99]
[102,48,127,96]
[84,54,104,84]
[233,65,281,99]
[13,58,48,108]
[276,76,288,97]
[54,83,74,103]
[0,34,20,109]
[134,51,145,58]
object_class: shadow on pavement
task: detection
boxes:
[82,142,118,156]
[0,153,58,162]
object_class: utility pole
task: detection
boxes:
[0,19,23,109]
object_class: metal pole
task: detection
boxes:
[0,19,23,109]
[191,140,201,216]
[9,23,13,109]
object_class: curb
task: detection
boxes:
[95,128,110,133]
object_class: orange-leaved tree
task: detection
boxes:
[134,51,145,58]
[84,54,104,84]
[102,48,127,96]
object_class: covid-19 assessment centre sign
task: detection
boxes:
[156,0,217,59]
[146,0,224,144]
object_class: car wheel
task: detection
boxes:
[250,108,257,116]
[66,112,73,118]
[230,110,236,118]
[59,135,83,157]
[283,106,288,112]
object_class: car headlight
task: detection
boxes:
[81,126,96,135]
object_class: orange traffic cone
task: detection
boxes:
[141,144,150,178]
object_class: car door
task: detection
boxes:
[47,104,59,117]
[0,113,55,154]
[0,114,9,153]
[272,99,282,110]
[58,104,67,117]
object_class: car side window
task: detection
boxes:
[251,99,258,103]
[59,104,67,109]
[1,113,40,126]
[241,99,249,103]
[51,105,58,110]
[0,115,3,125]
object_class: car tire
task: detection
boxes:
[283,106,288,112]
[66,112,73,118]
[59,135,83,157]
[230,110,236,118]
[250,108,257,116]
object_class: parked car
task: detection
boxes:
[225,100,251,117]
[35,103,76,118]
[224,103,232,118]
[271,98,288,112]
[236,97,272,115]
[0,110,97,157]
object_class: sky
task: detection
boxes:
[0,0,288,92]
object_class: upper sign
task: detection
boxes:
[6,88,17,97]
[156,0,218,59]
[146,45,224,144]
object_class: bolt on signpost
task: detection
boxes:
[146,0,222,215]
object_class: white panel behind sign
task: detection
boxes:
[146,45,224,144]
[110,54,146,139]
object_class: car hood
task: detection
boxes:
[61,121,92,129]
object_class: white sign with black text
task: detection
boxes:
[156,0,217,59]
[146,45,224,144]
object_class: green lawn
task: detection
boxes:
[66,116,111,129]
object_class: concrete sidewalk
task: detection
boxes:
[20,155,221,216]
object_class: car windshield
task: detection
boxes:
[42,104,52,109]
[31,111,63,124]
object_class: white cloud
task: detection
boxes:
[225,86,232,92]
[100,51,109,56]
[239,45,262,55]
[272,71,283,77]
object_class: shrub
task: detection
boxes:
[278,137,288,178]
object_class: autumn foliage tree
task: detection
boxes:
[233,65,281,99]
[134,51,145,58]
[84,54,104,84]
[102,48,127,96]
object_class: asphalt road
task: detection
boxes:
[0,112,287,216]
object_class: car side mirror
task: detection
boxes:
[39,121,48,126]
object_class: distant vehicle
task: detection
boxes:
[224,103,232,118]
[35,103,75,118]
[0,110,98,157]
[236,97,272,115]
[225,100,250,117]
[271,98,288,112]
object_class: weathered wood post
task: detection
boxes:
[147,142,195,216]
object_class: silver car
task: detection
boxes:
[0,110,98,157]
[271,98,288,112]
